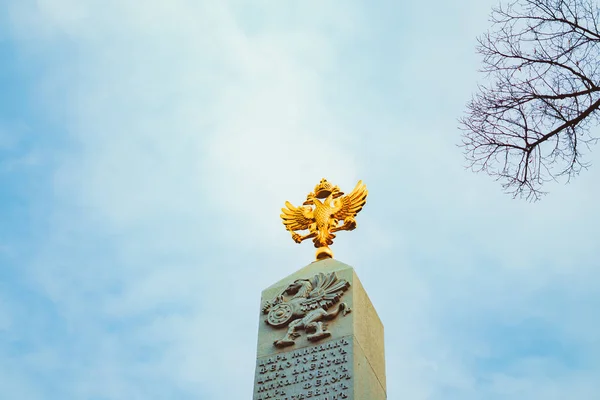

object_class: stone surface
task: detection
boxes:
[253,259,386,399]
[254,336,354,400]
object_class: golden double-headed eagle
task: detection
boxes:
[281,179,368,260]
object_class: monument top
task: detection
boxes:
[252,178,384,399]
[254,258,386,400]
[280,178,368,261]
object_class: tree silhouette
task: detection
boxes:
[460,0,600,200]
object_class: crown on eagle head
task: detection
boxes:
[313,178,344,199]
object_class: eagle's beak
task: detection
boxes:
[331,187,344,198]
[303,193,315,205]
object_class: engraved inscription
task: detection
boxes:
[254,337,353,400]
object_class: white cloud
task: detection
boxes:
[3,0,600,399]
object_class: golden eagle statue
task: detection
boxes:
[281,178,368,260]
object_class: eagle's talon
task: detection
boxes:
[344,218,357,231]
[291,232,302,243]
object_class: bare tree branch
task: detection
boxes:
[460,0,600,200]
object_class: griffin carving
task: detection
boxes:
[262,272,351,348]
[281,179,368,260]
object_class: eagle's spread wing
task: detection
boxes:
[332,180,368,221]
[301,272,350,311]
[281,201,314,232]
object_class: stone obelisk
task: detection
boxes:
[253,179,386,400]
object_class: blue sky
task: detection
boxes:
[1,0,599,399]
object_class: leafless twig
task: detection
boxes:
[460,0,600,200]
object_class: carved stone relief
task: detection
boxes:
[262,272,351,348]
